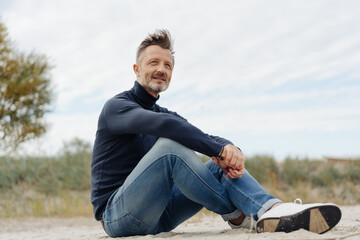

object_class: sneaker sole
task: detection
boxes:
[256,205,341,234]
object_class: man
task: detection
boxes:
[91,29,341,237]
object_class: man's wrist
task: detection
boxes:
[218,146,224,160]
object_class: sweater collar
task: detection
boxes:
[131,81,159,109]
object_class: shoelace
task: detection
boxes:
[294,198,303,204]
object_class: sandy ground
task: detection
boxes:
[1,206,360,240]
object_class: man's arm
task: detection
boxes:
[165,109,234,146]
[104,98,224,158]
[209,135,233,146]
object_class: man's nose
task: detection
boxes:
[156,64,166,73]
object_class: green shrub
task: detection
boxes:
[0,138,92,194]
[246,155,278,183]
[311,163,342,187]
[344,161,360,183]
[280,157,314,185]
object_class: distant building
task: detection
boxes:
[324,156,360,163]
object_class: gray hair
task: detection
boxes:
[136,29,175,64]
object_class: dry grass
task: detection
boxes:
[0,185,92,217]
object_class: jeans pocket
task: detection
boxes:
[107,214,150,237]
[120,214,149,236]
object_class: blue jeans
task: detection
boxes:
[102,138,281,237]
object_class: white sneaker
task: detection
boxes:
[256,198,341,234]
[228,216,256,230]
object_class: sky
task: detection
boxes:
[1,0,359,160]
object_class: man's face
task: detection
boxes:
[133,45,174,98]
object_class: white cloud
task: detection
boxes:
[1,0,360,158]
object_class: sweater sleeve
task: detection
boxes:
[104,98,225,157]
[209,135,233,146]
[164,108,234,146]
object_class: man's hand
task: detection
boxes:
[213,144,246,178]
[221,144,245,170]
[213,156,230,174]
[213,157,245,178]
[213,144,245,178]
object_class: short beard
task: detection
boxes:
[146,81,169,94]
[143,72,169,94]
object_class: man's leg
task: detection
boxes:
[150,157,282,233]
[204,159,282,221]
[153,152,341,235]
[155,185,205,232]
[102,138,241,237]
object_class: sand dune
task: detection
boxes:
[1,205,359,240]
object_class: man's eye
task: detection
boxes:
[150,61,157,64]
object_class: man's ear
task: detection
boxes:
[133,64,140,78]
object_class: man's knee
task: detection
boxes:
[148,138,200,165]
[154,138,191,154]
[156,137,181,148]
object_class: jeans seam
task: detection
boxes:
[106,220,115,237]
[173,154,234,209]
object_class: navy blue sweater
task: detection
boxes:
[91,81,232,220]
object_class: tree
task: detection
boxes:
[0,21,53,152]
